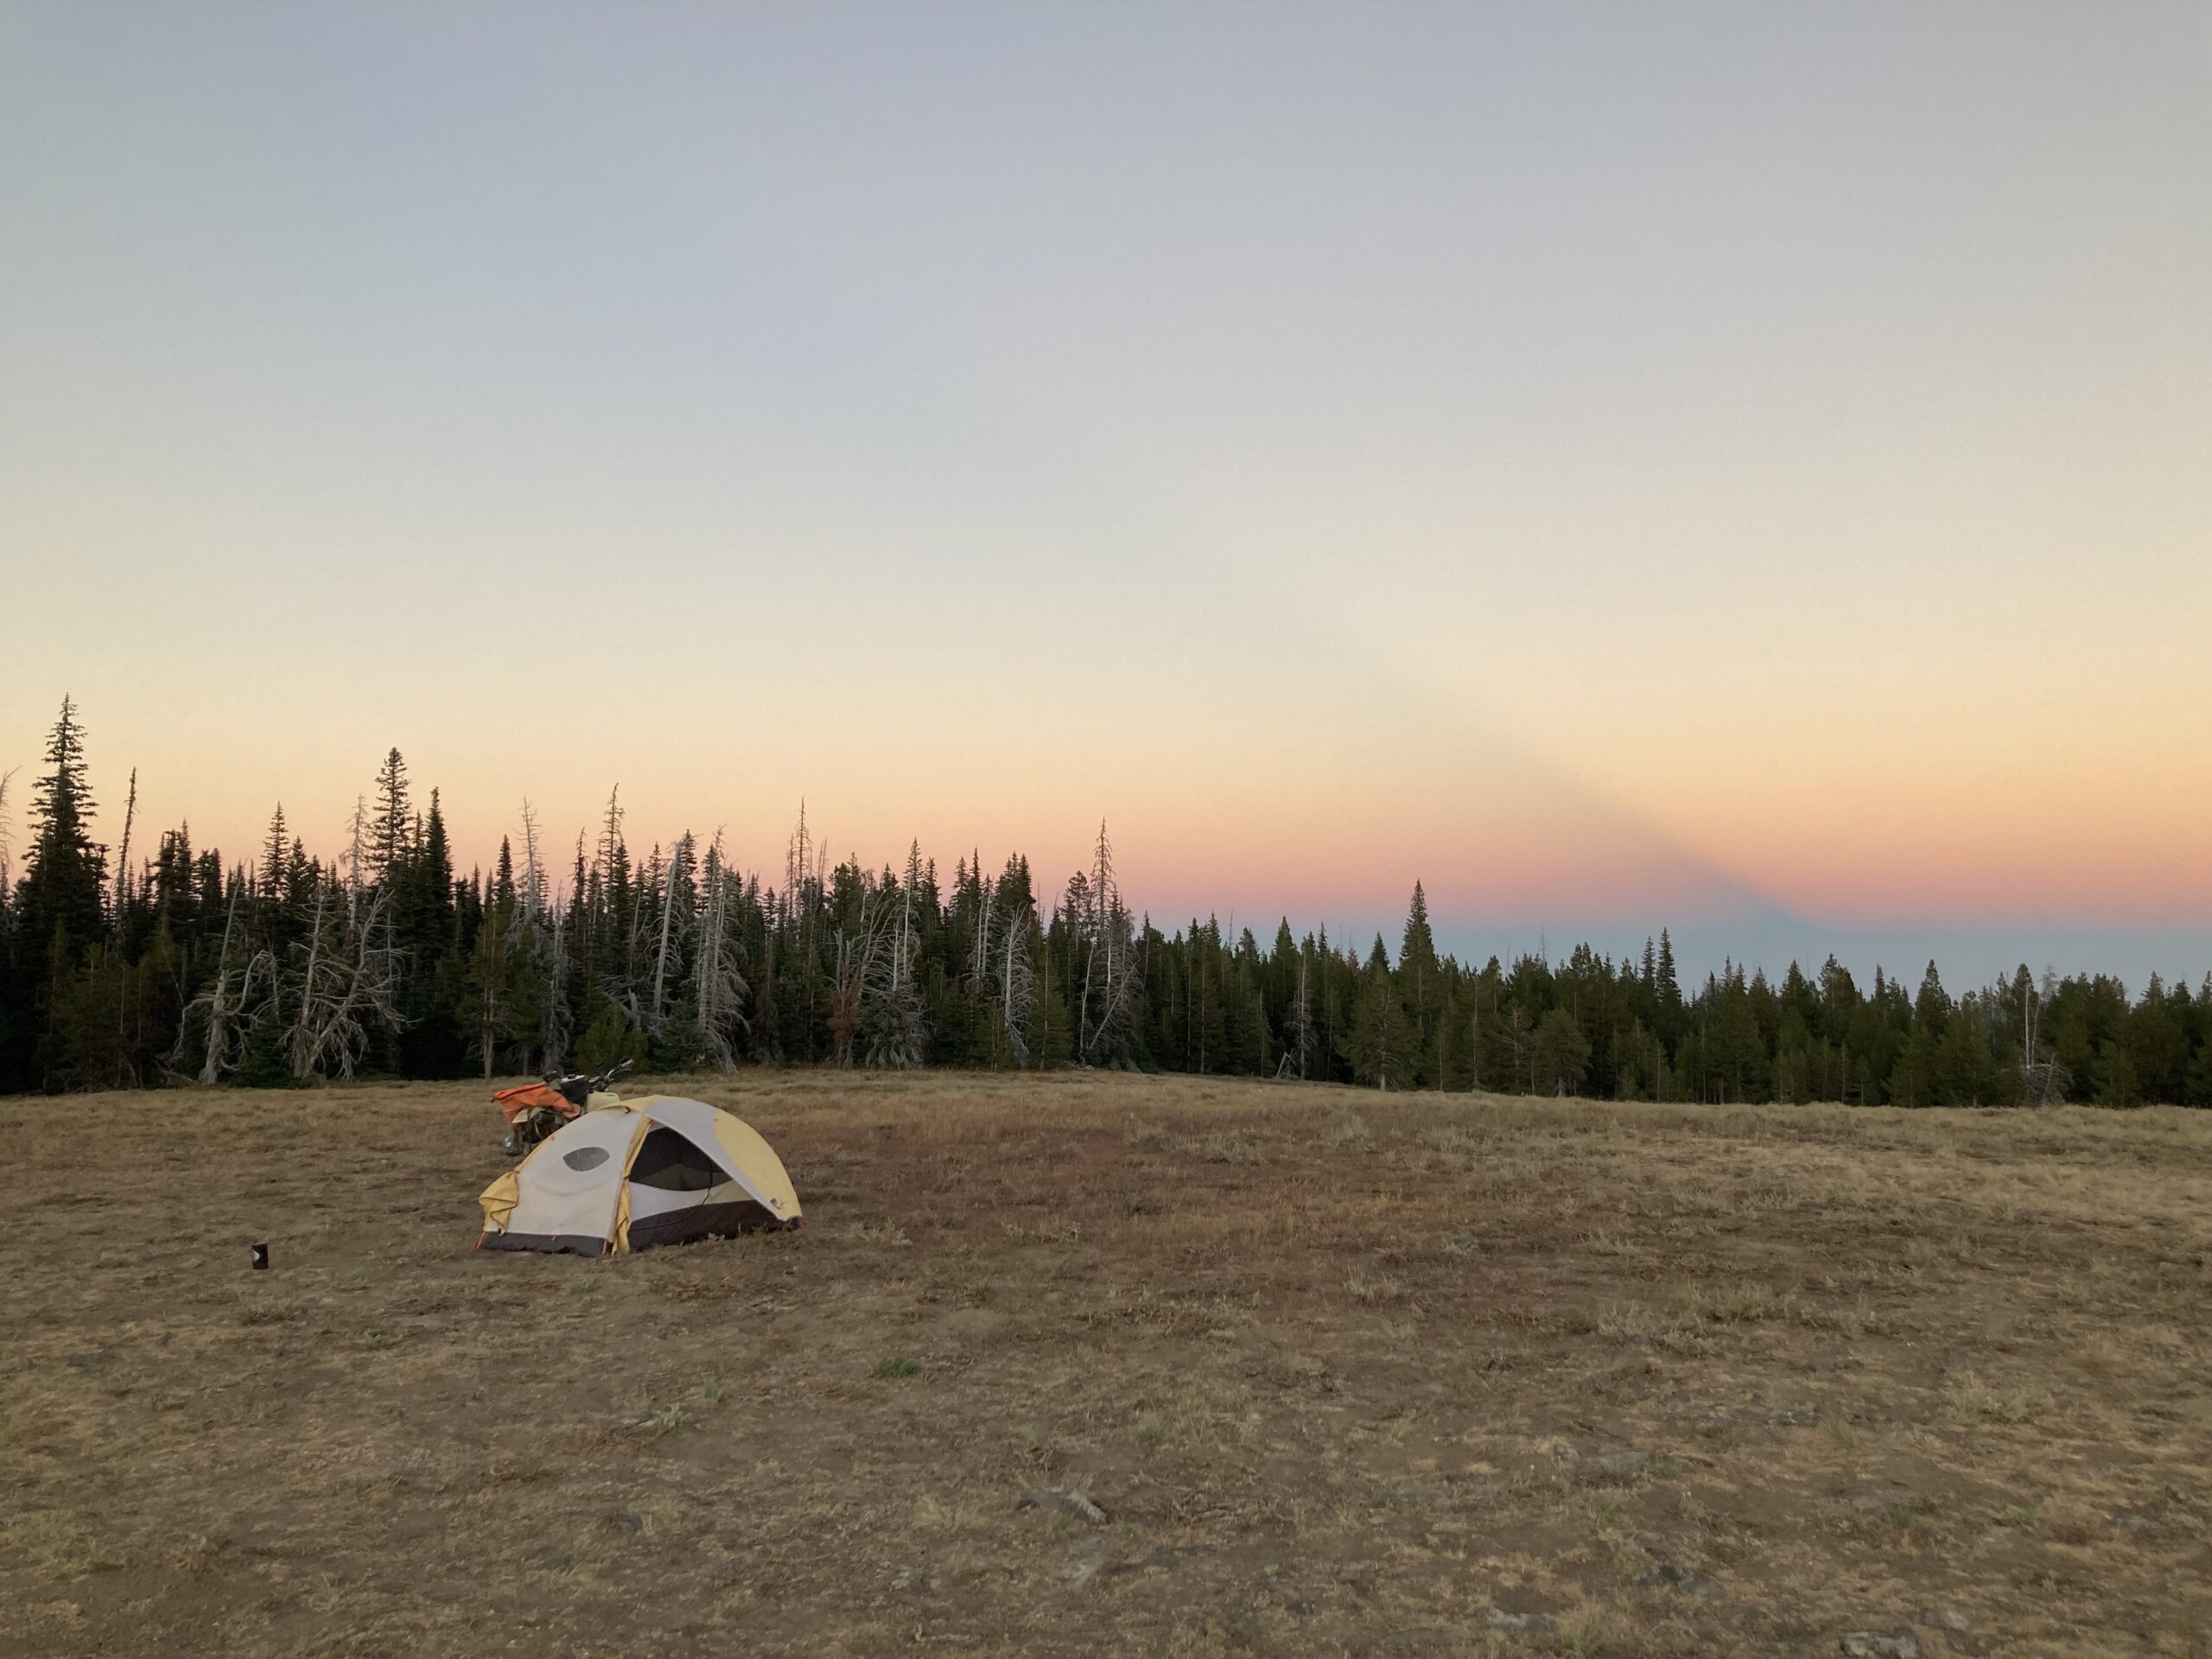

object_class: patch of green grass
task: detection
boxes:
[1494,1414,1527,1437]
[873,1357,921,1380]
[703,1380,728,1403]
[649,1405,690,1433]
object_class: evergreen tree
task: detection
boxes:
[1531,1006,1593,1095]
[2096,1039,2141,1107]
[1342,938,1411,1088]
[258,804,289,902]
[1653,927,1682,1045]
[10,699,109,1088]
[370,747,410,885]
[15,696,106,962]
[1397,881,1440,1078]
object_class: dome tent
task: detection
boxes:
[477,1096,801,1256]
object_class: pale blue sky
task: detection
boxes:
[3,4,2207,986]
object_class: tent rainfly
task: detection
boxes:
[476,1096,802,1256]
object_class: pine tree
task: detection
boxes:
[2096,1039,2141,1107]
[1913,961,1951,1031]
[1655,929,1681,1018]
[258,805,289,902]
[1398,880,1440,1077]
[1531,1007,1592,1095]
[1342,938,1411,1089]
[15,696,106,959]
[370,747,410,885]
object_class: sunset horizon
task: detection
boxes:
[5,8,2204,1001]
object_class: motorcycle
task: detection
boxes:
[494,1058,633,1157]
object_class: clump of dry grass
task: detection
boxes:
[1947,1370,2038,1425]
[1344,1268,1408,1305]
[1320,1109,1372,1151]
[1191,1129,1270,1165]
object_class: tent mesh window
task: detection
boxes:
[628,1127,721,1192]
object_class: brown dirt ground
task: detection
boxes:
[3,1073,2210,1657]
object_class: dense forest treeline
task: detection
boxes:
[3,699,2209,1104]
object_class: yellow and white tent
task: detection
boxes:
[477,1096,801,1257]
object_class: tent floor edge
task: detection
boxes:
[476,1231,610,1257]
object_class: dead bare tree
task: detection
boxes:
[691,830,752,1069]
[1074,821,1141,1067]
[340,794,371,923]
[965,856,997,1003]
[830,881,890,1068]
[518,798,548,924]
[172,877,275,1084]
[996,889,1037,1066]
[860,840,927,1069]
[283,884,405,1081]
[496,800,571,1071]
[2020,967,2070,1106]
[0,765,16,904]
[1278,944,1315,1080]
[647,830,695,1033]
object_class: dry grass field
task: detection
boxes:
[4,1073,2209,1657]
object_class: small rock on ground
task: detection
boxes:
[1840,1631,1919,1658]
[1018,1488,1107,1525]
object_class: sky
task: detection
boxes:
[2,3,2208,989]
